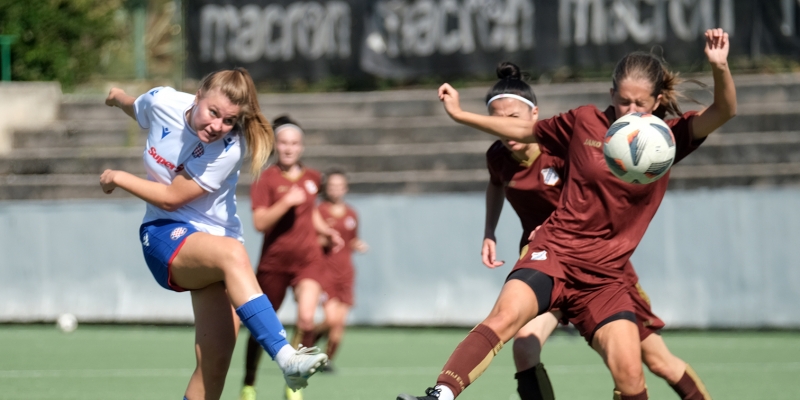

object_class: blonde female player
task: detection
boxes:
[315,169,369,372]
[240,115,342,400]
[101,68,327,400]
[399,28,735,400]
[482,62,711,400]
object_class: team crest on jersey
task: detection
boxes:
[161,126,171,139]
[170,227,188,240]
[304,180,318,194]
[149,89,160,96]
[541,168,560,186]
[344,216,356,230]
[223,136,235,152]
[192,143,205,158]
[530,250,548,261]
[142,232,150,247]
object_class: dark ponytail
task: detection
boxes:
[485,61,537,108]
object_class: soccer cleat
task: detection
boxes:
[319,361,336,374]
[282,345,328,391]
[239,385,257,400]
[397,387,440,400]
[285,385,303,400]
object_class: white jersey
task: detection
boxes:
[134,87,245,241]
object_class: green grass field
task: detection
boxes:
[1,325,799,399]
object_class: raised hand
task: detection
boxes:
[704,28,729,67]
[438,83,463,119]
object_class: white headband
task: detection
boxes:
[486,94,536,109]
[274,123,303,135]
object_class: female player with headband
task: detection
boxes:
[481,62,711,400]
[240,115,343,400]
[102,68,327,400]
[399,28,734,400]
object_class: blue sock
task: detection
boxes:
[236,294,290,359]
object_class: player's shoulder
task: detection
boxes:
[146,87,193,111]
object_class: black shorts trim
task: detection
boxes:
[506,269,554,315]
[589,310,637,343]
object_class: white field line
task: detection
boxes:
[2,362,800,379]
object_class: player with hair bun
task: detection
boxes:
[314,168,369,372]
[241,115,343,400]
[102,68,327,400]
[481,62,712,400]
[400,28,735,400]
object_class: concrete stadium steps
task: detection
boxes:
[12,121,144,149]
[2,72,799,199]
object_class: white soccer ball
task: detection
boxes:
[603,112,676,184]
[56,313,78,333]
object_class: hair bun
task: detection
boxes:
[496,62,522,80]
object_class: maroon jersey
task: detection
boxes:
[486,141,564,249]
[528,105,701,280]
[318,202,359,281]
[251,165,322,271]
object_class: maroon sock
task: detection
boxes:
[436,324,503,397]
[326,340,339,361]
[614,388,648,400]
[243,334,263,386]
[300,330,317,348]
[670,365,711,400]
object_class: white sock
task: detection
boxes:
[434,385,455,400]
[274,344,295,370]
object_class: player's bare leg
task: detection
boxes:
[294,278,323,347]
[172,233,327,393]
[185,282,239,400]
[398,278,543,400]
[591,319,647,399]
[513,311,560,400]
[320,298,350,370]
[641,334,712,399]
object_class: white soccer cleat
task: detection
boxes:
[282,345,328,391]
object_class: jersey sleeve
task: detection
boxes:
[534,108,579,158]
[486,141,504,186]
[251,168,275,210]
[667,111,703,164]
[133,87,168,129]
[183,133,242,192]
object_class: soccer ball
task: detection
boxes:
[56,313,78,333]
[603,112,676,184]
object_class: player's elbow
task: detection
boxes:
[159,196,189,212]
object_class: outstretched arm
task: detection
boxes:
[692,28,737,139]
[482,182,506,268]
[100,169,207,211]
[105,88,137,120]
[438,83,538,143]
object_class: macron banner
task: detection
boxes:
[186,0,800,82]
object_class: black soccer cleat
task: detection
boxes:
[397,387,440,400]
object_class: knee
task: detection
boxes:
[612,362,645,390]
[643,351,684,383]
[483,310,523,340]
[220,245,251,274]
[512,336,541,368]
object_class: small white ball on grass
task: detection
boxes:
[56,313,78,333]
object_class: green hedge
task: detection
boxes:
[0,0,123,88]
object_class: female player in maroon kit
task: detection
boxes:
[399,28,735,400]
[241,115,342,400]
[482,63,710,400]
[316,169,369,370]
